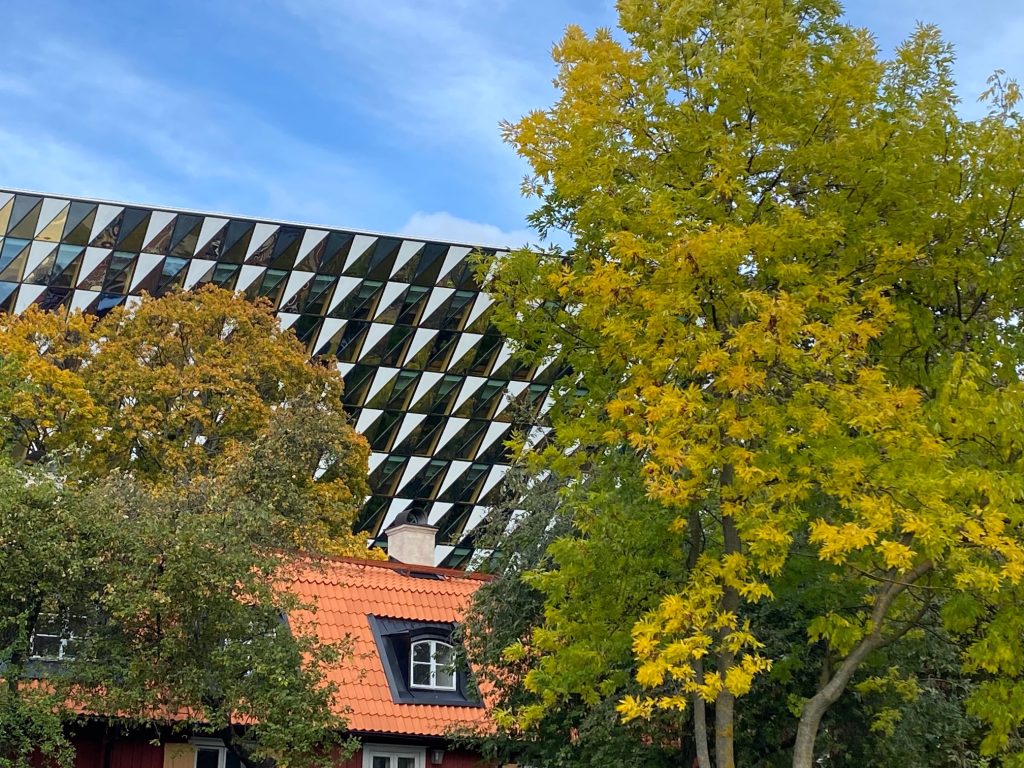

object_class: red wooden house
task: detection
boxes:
[58,522,495,768]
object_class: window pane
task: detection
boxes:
[196,749,220,768]
[398,759,415,768]
[433,643,453,666]
[412,663,432,687]
[372,757,391,768]
[435,666,455,689]
[412,642,431,662]
[31,635,61,659]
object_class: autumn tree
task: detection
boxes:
[479,1,1024,766]
[0,285,370,553]
[0,287,373,766]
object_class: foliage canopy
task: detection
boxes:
[477,1,1024,765]
[0,287,372,767]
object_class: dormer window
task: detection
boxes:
[367,616,480,706]
[410,639,455,690]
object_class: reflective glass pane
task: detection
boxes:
[412,662,431,687]
[398,759,415,768]
[372,757,390,768]
[435,666,455,689]
[196,749,220,768]
[412,642,431,662]
[434,643,453,666]
[31,635,61,659]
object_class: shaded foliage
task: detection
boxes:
[0,288,373,766]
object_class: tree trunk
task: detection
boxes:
[715,692,736,768]
[693,659,713,768]
[791,560,932,768]
[715,506,741,768]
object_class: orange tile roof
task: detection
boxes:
[286,557,491,738]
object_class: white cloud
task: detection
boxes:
[275,0,555,157]
[399,211,534,249]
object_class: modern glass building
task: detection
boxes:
[0,189,554,566]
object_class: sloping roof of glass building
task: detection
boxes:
[0,189,554,567]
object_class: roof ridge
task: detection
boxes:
[308,554,493,582]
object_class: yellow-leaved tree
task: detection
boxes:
[0,285,372,555]
[480,1,1024,766]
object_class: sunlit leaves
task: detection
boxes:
[480,0,1024,761]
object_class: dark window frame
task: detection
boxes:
[367,616,481,707]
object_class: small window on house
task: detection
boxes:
[30,614,83,661]
[362,744,424,768]
[409,639,456,690]
[191,739,246,768]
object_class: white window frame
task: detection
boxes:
[29,614,80,661]
[361,744,426,768]
[409,639,456,691]
[190,738,239,768]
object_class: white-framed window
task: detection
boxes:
[361,744,425,768]
[29,614,83,661]
[190,738,246,768]
[409,639,456,690]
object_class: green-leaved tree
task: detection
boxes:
[479,1,1024,765]
[0,287,372,767]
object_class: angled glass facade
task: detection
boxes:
[0,189,554,566]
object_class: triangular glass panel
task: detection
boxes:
[329,279,384,321]
[115,208,150,252]
[255,268,289,307]
[89,209,124,248]
[0,281,18,312]
[61,202,98,246]
[409,243,448,286]
[373,281,410,324]
[312,317,347,357]
[283,273,335,315]
[46,245,84,289]
[77,253,112,291]
[395,284,430,325]
[335,320,370,364]
[168,215,202,258]
[0,243,28,283]
[365,238,401,281]
[342,234,377,276]
[245,223,278,265]
[101,252,136,294]
[269,226,302,269]
[94,292,127,316]
[130,254,165,294]
[35,286,70,312]
[7,196,42,239]
[219,220,255,263]
[24,244,58,284]
[35,202,70,243]
[378,325,414,367]
[389,240,425,281]
[422,330,459,372]
[292,315,322,348]
[0,196,13,233]
[341,362,376,407]
[193,217,228,259]
[294,229,328,272]
[155,256,189,295]
[317,231,354,276]
[209,262,240,290]
[142,215,176,255]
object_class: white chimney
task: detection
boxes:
[385,521,438,567]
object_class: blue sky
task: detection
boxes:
[0,1,1020,248]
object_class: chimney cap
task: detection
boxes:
[396,506,429,527]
